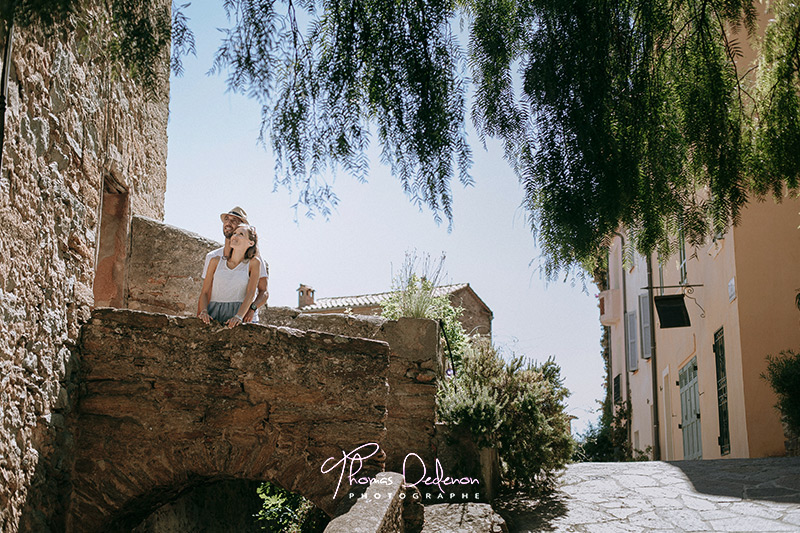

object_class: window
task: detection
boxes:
[678,231,688,285]
[639,293,652,359]
[625,311,638,371]
[613,374,622,404]
[714,328,731,455]
[93,176,130,308]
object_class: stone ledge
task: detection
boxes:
[325,472,423,533]
[70,307,394,531]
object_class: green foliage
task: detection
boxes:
[574,398,650,462]
[212,0,472,221]
[437,341,507,446]
[2,0,190,96]
[105,0,174,94]
[255,482,327,533]
[438,341,574,492]
[466,0,764,277]
[1,0,76,29]
[762,350,800,438]
[13,0,800,272]
[575,327,650,462]
[753,0,800,195]
[381,252,469,369]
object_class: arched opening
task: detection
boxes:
[112,478,329,533]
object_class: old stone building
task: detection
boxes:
[0,3,169,531]
[297,283,494,338]
[0,6,449,531]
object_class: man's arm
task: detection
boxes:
[198,257,219,324]
[243,276,268,323]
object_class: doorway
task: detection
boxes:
[679,357,702,460]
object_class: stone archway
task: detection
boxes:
[68,309,391,532]
[112,478,264,532]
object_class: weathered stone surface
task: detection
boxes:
[126,216,220,316]
[1,2,169,531]
[420,503,508,533]
[69,308,391,532]
[496,459,800,532]
[325,472,406,533]
[260,308,442,474]
[447,286,493,338]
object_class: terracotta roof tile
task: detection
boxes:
[301,283,470,310]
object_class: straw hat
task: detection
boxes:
[220,206,249,224]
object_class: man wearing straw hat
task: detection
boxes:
[200,206,269,322]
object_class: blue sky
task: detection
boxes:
[163,3,604,435]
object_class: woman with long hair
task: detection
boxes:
[197,224,261,328]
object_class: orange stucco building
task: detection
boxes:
[599,194,800,460]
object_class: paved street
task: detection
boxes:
[495,457,800,532]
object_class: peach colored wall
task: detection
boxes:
[733,195,800,457]
[649,196,800,460]
[654,224,750,460]
[628,254,654,456]
[607,237,655,456]
[602,7,796,461]
[607,238,628,416]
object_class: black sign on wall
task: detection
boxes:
[654,294,691,328]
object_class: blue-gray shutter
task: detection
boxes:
[626,311,638,371]
[639,293,652,359]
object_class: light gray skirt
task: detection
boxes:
[207,301,242,323]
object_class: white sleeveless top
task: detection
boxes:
[210,257,251,303]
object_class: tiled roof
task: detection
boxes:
[301,283,471,311]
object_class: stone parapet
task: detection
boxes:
[324,472,423,533]
[260,307,442,474]
[420,503,507,533]
[126,215,219,316]
[69,308,392,531]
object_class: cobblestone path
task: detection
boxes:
[495,457,800,532]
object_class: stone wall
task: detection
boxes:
[260,307,442,475]
[324,472,423,533]
[71,308,391,532]
[449,287,492,338]
[0,2,169,531]
[126,215,219,316]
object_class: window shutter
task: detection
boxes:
[639,293,651,359]
[626,311,638,371]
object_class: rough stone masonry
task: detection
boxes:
[0,1,169,530]
[70,309,393,531]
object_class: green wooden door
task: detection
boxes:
[679,357,702,460]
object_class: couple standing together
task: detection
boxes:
[197,206,269,328]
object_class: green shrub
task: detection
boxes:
[255,482,327,533]
[574,326,650,462]
[763,350,800,437]
[381,252,469,369]
[438,341,574,492]
[574,397,650,462]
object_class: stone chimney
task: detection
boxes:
[298,284,315,308]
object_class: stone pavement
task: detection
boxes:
[495,457,800,532]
